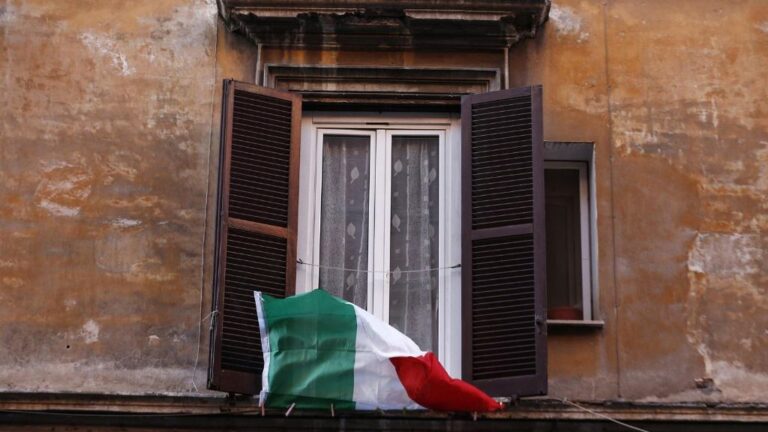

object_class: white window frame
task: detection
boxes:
[296,113,463,376]
[310,129,378,308]
[544,160,596,323]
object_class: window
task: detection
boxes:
[543,142,598,323]
[209,81,547,398]
[295,116,463,376]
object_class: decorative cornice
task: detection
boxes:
[219,1,550,50]
[263,65,500,106]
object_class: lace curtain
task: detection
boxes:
[318,134,439,352]
[318,135,371,307]
[388,136,439,352]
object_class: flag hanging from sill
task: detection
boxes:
[254,289,502,412]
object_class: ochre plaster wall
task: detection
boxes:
[1,0,766,404]
[0,0,221,393]
[511,0,768,402]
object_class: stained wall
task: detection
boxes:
[511,0,768,402]
[0,0,220,393]
[1,0,766,404]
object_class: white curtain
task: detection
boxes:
[318,135,371,308]
[388,136,439,352]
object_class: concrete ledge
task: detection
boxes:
[0,393,766,424]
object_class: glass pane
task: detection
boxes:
[389,135,439,352]
[544,168,583,319]
[319,135,371,308]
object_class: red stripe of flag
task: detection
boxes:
[390,352,504,413]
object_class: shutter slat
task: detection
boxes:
[209,81,300,395]
[220,228,289,377]
[471,100,533,115]
[462,86,546,397]
[235,93,293,114]
[471,126,531,140]
[470,97,537,232]
[232,119,293,141]
[474,291,536,302]
[229,167,290,189]
[231,159,290,178]
[469,134,535,147]
[231,146,290,166]
[233,106,292,125]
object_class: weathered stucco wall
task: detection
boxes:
[511,0,768,402]
[0,0,220,393]
[1,0,766,404]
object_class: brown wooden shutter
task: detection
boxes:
[461,86,547,397]
[208,80,301,395]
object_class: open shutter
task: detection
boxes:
[208,80,301,395]
[461,86,547,397]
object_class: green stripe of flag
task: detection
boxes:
[262,289,358,409]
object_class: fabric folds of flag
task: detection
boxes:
[254,289,502,412]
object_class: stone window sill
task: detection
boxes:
[547,319,605,329]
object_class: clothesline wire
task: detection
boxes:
[189,23,221,394]
[558,398,652,432]
[296,259,460,274]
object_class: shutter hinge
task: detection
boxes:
[535,315,545,335]
[209,310,220,332]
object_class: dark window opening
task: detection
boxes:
[545,165,586,321]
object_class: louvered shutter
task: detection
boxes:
[208,80,301,395]
[461,86,547,397]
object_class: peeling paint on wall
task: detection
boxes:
[688,233,762,277]
[548,4,589,42]
[79,32,135,76]
[1,0,218,395]
[0,2,17,25]
[111,218,142,228]
[34,160,94,217]
[80,320,100,344]
[686,231,768,401]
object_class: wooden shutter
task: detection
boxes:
[208,80,301,395]
[461,86,547,397]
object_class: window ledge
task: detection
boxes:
[547,319,604,329]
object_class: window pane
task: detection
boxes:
[545,168,583,318]
[389,135,439,352]
[319,135,371,308]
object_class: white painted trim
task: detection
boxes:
[444,114,462,377]
[588,146,600,320]
[372,129,388,318]
[307,111,453,127]
[577,163,592,320]
[297,118,317,295]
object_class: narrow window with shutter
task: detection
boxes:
[208,80,301,395]
[461,86,547,397]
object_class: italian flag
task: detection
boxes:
[254,289,502,412]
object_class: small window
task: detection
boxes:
[542,140,597,324]
[545,161,591,321]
